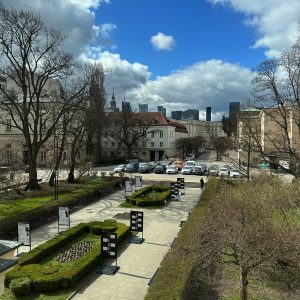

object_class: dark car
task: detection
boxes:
[154,164,166,174]
[124,162,139,173]
[138,163,151,173]
[193,163,208,175]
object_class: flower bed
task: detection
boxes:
[126,186,171,207]
[4,219,130,296]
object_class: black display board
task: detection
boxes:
[129,211,144,243]
[170,182,180,199]
[101,232,117,259]
[99,231,119,275]
[177,178,185,194]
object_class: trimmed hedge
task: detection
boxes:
[126,186,171,207]
[0,177,125,239]
[5,219,131,296]
[145,178,220,300]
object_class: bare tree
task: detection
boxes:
[252,34,300,177]
[103,111,157,159]
[175,136,206,159]
[210,136,232,160]
[0,6,89,190]
[197,177,300,300]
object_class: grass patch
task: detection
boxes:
[119,201,163,209]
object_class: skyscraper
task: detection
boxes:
[171,111,183,120]
[157,106,166,117]
[182,109,199,120]
[206,107,211,121]
[229,102,240,123]
[139,104,148,112]
[122,101,131,112]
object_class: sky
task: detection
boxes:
[3,0,300,120]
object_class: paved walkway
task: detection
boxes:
[12,183,202,300]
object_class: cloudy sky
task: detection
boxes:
[4,0,300,119]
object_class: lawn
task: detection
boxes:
[0,178,108,220]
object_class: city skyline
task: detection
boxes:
[4,0,300,119]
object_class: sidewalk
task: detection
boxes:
[12,185,201,300]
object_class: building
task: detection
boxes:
[122,101,131,112]
[109,89,119,112]
[171,111,183,120]
[206,107,211,121]
[182,109,199,120]
[0,77,85,168]
[101,112,188,161]
[138,104,148,112]
[157,106,166,117]
[229,102,240,123]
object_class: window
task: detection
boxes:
[160,130,163,138]
[111,141,115,147]
[151,142,155,147]
[40,150,46,162]
[104,141,108,147]
[63,152,67,161]
[151,131,155,138]
[143,152,146,155]
[6,119,11,131]
[160,142,163,147]
[143,141,146,147]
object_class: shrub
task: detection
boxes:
[9,277,32,296]
[5,220,131,295]
[126,186,171,207]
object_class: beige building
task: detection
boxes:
[176,119,226,138]
[102,112,188,161]
[238,107,300,167]
[0,77,83,168]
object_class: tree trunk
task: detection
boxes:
[240,267,249,300]
[247,145,251,181]
[49,172,55,187]
[27,159,40,190]
[67,163,75,183]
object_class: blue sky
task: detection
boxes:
[4,0,300,119]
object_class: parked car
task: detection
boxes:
[208,164,219,176]
[113,164,126,173]
[219,167,230,177]
[124,162,139,173]
[184,160,195,168]
[229,169,242,178]
[166,165,178,174]
[138,163,151,173]
[173,160,184,171]
[193,164,208,175]
[185,154,195,160]
[154,164,166,174]
[148,161,158,171]
[181,165,193,175]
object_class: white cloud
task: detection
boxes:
[80,51,151,99]
[1,0,114,57]
[208,0,300,57]
[127,60,252,119]
[150,32,176,51]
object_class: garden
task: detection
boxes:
[0,176,125,239]
[2,219,130,298]
[124,185,171,207]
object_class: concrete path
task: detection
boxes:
[12,182,201,300]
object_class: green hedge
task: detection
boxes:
[126,186,171,207]
[5,220,131,296]
[145,178,220,300]
[0,177,125,239]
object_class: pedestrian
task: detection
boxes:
[200,178,205,190]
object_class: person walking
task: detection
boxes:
[200,178,205,190]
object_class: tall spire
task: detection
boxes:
[123,91,126,102]
[112,88,115,100]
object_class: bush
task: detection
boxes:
[126,186,171,207]
[9,277,32,296]
[5,220,131,295]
